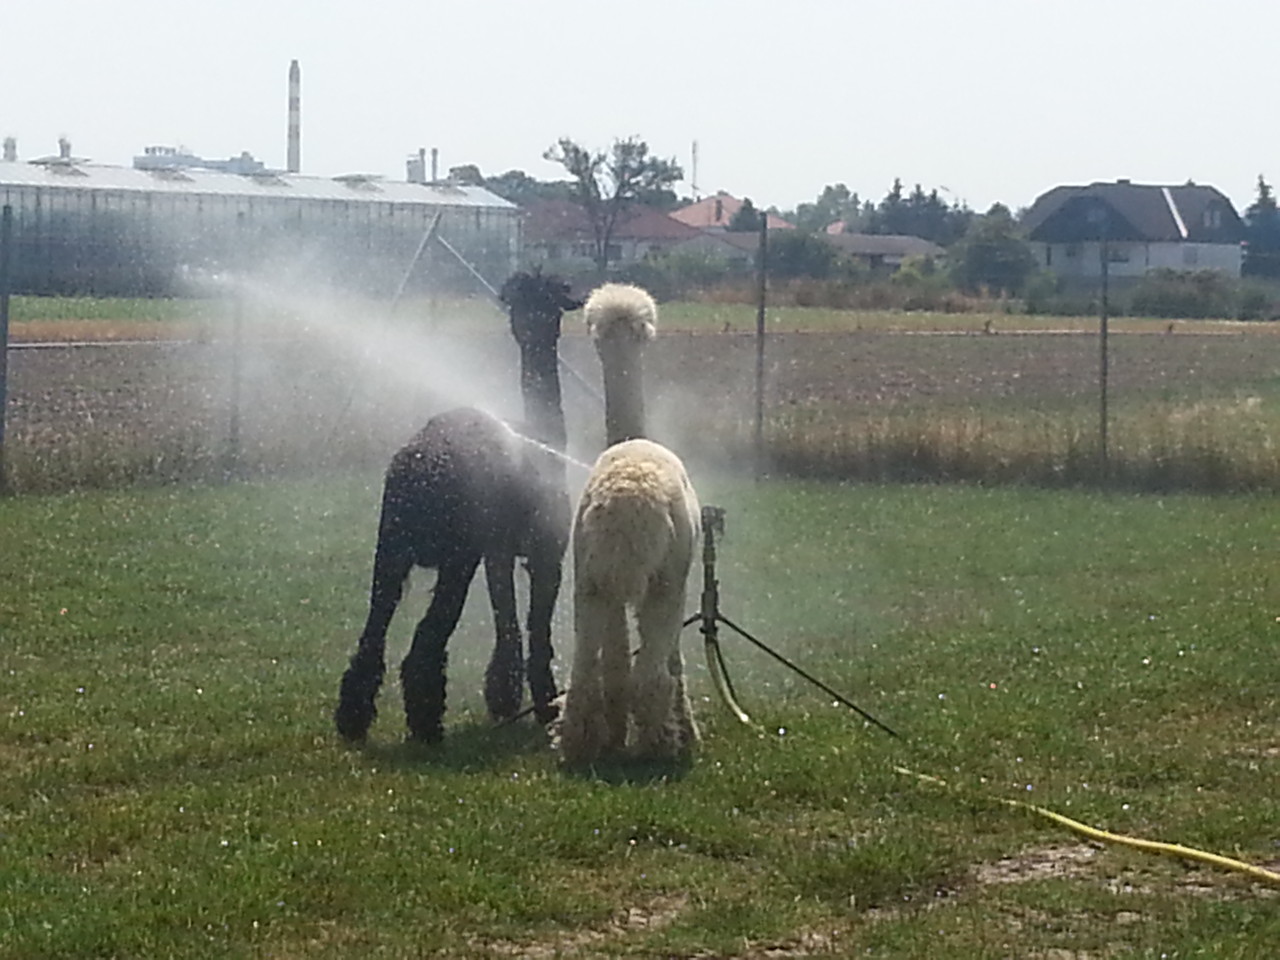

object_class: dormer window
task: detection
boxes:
[1203,206,1222,229]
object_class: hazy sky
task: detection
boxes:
[6,0,1277,214]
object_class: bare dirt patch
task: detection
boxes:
[10,319,207,344]
[476,893,688,958]
[976,843,1102,886]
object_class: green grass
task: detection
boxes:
[2,477,1277,957]
[659,300,1280,334]
[8,295,217,324]
[15,292,1280,336]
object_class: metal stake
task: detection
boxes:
[0,204,12,494]
[683,505,900,739]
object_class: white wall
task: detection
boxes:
[1034,240,1242,278]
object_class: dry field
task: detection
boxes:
[5,313,1280,491]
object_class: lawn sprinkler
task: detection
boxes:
[684,504,900,739]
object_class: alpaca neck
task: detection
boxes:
[597,337,646,446]
[519,340,566,451]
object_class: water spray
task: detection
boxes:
[498,419,593,474]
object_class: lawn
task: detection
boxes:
[12,291,1280,340]
[1,475,1277,957]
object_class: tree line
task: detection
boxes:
[453,137,1280,291]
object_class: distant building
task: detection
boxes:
[824,233,944,272]
[670,191,794,232]
[133,145,269,176]
[1023,180,1245,279]
[0,156,518,296]
[522,200,701,267]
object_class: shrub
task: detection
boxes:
[1236,281,1279,321]
[766,232,839,280]
[1129,269,1237,319]
[1022,270,1062,315]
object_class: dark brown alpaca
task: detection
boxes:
[335,271,582,743]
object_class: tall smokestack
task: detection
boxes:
[287,59,301,174]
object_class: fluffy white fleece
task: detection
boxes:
[558,284,701,765]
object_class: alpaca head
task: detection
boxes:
[583,283,657,346]
[501,269,583,350]
[584,283,658,445]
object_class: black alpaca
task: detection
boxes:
[335,272,583,743]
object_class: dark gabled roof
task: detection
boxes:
[523,200,700,243]
[824,233,944,258]
[1023,181,1244,244]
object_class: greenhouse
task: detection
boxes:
[0,159,521,297]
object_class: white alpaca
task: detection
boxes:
[559,283,701,764]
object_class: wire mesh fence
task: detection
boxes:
[4,315,1279,495]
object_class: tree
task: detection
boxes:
[790,183,868,234]
[543,137,684,275]
[727,198,763,232]
[447,164,484,186]
[1243,175,1280,278]
[861,179,973,244]
[766,232,839,280]
[949,203,1036,295]
[873,178,909,234]
[482,169,574,206]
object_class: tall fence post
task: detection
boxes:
[1099,221,1110,471]
[0,204,13,494]
[226,211,245,480]
[754,213,768,480]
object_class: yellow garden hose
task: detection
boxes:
[894,766,1280,887]
[700,645,1280,887]
[691,508,1279,888]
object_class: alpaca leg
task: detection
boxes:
[666,644,700,752]
[525,551,563,725]
[559,590,617,765]
[598,604,632,755]
[400,556,479,743]
[335,546,412,741]
[482,551,524,722]
[633,583,696,758]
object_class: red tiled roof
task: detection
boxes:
[671,192,794,230]
[523,200,701,242]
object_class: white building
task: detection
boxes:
[1023,180,1245,280]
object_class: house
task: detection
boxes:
[823,233,944,271]
[1023,180,1245,280]
[670,191,795,232]
[522,199,701,267]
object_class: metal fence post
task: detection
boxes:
[0,204,13,494]
[1099,220,1110,470]
[227,211,245,479]
[754,214,768,480]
